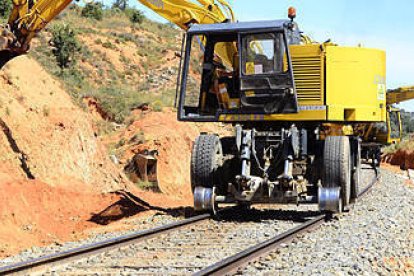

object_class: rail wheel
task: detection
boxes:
[191,134,223,212]
[320,136,352,212]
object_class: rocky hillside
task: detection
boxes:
[30,5,182,124]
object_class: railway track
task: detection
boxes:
[0,212,214,275]
[196,163,379,276]
[0,165,379,275]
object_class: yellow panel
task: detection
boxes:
[289,44,325,106]
[219,109,327,122]
[326,46,386,122]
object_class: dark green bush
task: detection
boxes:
[50,24,81,69]
[81,3,103,21]
[0,0,12,18]
[127,9,145,24]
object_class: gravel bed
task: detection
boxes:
[241,167,414,275]
[44,207,319,275]
[0,212,183,266]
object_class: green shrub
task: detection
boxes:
[127,9,145,24]
[81,3,103,21]
[0,0,12,18]
[102,41,116,49]
[50,24,81,69]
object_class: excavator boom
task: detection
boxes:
[0,0,235,57]
[387,86,414,105]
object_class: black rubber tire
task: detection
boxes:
[191,134,223,192]
[351,138,361,200]
[322,136,352,209]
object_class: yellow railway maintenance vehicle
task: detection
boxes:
[178,10,414,214]
[1,1,413,213]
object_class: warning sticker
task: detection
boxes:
[246,62,255,75]
[377,84,386,101]
[254,64,263,74]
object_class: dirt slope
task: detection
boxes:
[382,140,414,169]
[116,109,230,200]
[0,56,210,257]
[0,56,127,192]
[0,56,134,256]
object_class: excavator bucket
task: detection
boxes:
[124,150,159,191]
[0,25,14,52]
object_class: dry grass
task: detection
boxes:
[29,5,179,126]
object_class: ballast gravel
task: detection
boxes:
[241,168,414,275]
[43,208,310,275]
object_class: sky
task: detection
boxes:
[103,0,414,111]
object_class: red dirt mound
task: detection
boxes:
[0,175,190,257]
[116,109,229,201]
[0,177,121,257]
[383,150,414,170]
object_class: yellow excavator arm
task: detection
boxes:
[387,86,414,105]
[139,0,234,30]
[0,0,235,55]
[1,0,73,53]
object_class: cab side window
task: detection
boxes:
[242,33,283,75]
[389,111,401,139]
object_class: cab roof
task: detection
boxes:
[187,20,290,34]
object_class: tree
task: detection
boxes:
[81,2,104,21]
[50,24,81,69]
[0,0,12,18]
[400,110,414,134]
[112,0,128,11]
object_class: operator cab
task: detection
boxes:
[177,20,301,122]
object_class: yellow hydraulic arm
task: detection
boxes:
[387,86,414,105]
[139,0,234,30]
[1,0,73,54]
[0,0,235,56]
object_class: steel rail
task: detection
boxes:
[358,166,380,198]
[194,166,380,276]
[194,214,327,276]
[0,212,213,275]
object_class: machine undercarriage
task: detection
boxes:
[192,123,366,214]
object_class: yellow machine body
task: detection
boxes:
[219,44,387,123]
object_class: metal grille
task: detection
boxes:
[291,55,324,104]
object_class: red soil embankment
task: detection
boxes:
[0,56,191,257]
[0,176,121,257]
[383,150,414,170]
[115,109,228,201]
